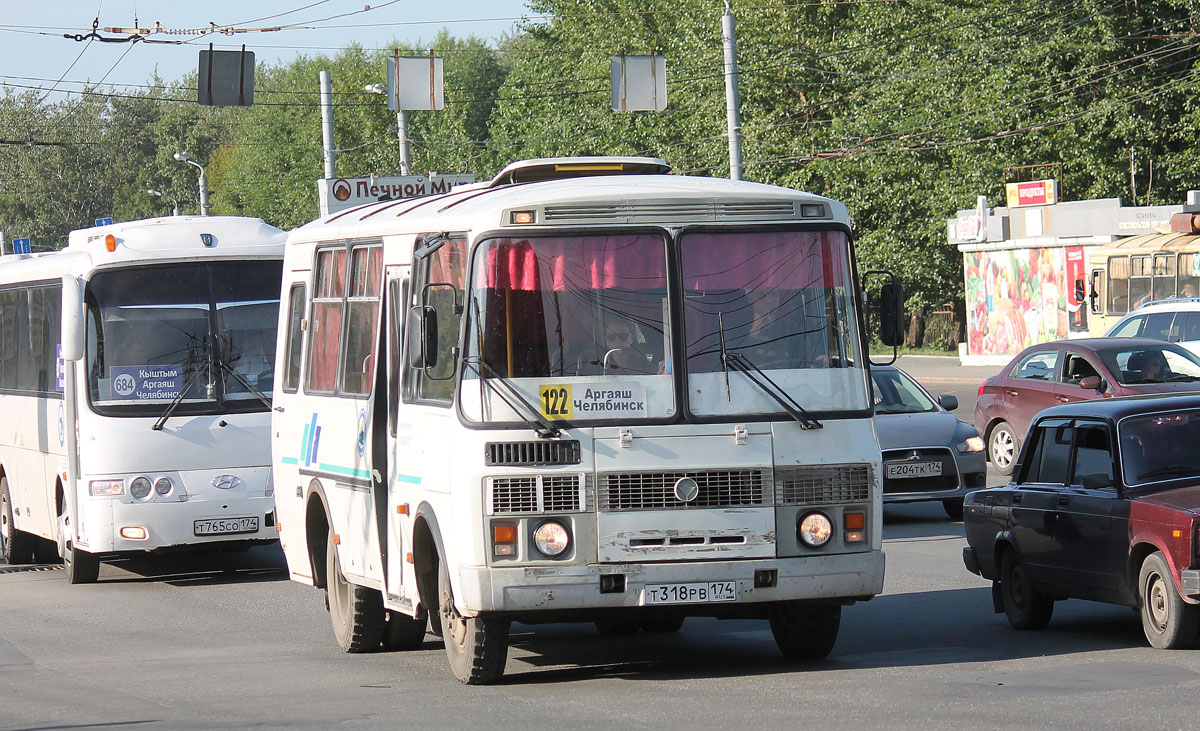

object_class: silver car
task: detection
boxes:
[872,364,987,520]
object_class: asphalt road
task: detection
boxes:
[7,356,1199,729]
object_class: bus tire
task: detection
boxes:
[2,476,37,565]
[438,559,509,684]
[325,529,385,653]
[381,610,428,651]
[768,602,841,660]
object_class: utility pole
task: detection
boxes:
[320,70,336,179]
[722,0,744,181]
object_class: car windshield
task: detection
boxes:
[1097,345,1200,385]
[85,260,281,416]
[1119,408,1200,486]
[871,369,938,414]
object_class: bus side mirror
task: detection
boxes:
[879,282,905,347]
[406,305,439,370]
[60,275,84,361]
[1074,279,1086,304]
[1089,271,1102,314]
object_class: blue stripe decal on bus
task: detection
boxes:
[395,474,422,484]
[300,424,310,464]
[280,457,299,465]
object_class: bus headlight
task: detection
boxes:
[129,477,152,499]
[533,520,570,557]
[797,512,833,548]
[89,480,124,496]
[154,477,173,496]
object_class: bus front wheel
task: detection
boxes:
[437,559,509,684]
[325,529,385,652]
[57,505,99,584]
[768,601,841,660]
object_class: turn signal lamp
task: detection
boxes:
[105,234,117,252]
[493,523,517,557]
[120,526,148,540]
[844,511,866,543]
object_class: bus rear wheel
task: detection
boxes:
[2,477,37,565]
[768,601,841,660]
[438,559,509,684]
[325,529,385,653]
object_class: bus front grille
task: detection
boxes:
[485,440,581,466]
[487,473,589,514]
[598,469,771,511]
[775,464,873,505]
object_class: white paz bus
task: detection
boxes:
[272,158,903,683]
[0,216,285,582]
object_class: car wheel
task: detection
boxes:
[1138,551,1200,649]
[1000,550,1053,630]
[942,499,965,521]
[988,421,1017,476]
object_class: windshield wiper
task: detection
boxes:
[467,295,561,438]
[214,355,272,409]
[152,361,211,431]
[726,352,822,430]
[1136,464,1200,480]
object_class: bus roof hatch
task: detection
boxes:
[486,156,671,188]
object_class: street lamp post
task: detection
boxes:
[147,188,180,216]
[365,83,411,176]
[173,151,210,216]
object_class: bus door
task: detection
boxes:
[380,266,412,602]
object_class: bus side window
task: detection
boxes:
[306,247,347,394]
[1107,256,1128,314]
[281,283,306,393]
[340,245,383,396]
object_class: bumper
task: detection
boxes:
[963,546,982,576]
[457,551,885,615]
[80,495,278,552]
[1183,569,1200,597]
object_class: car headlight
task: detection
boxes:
[533,520,570,557]
[797,512,833,548]
[129,477,152,499]
[956,436,985,453]
[154,477,173,495]
[89,479,124,496]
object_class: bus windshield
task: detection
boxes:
[85,260,282,416]
[680,229,869,416]
[462,233,675,422]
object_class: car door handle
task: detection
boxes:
[1058,495,1070,507]
[1056,396,1070,402]
[1012,493,1022,505]
[1006,390,1019,397]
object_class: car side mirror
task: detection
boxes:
[1082,473,1115,491]
[937,394,958,411]
[1078,375,1102,391]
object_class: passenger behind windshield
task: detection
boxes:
[1100,345,1200,385]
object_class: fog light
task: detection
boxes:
[154,477,173,495]
[533,520,570,557]
[120,526,147,540]
[130,477,152,499]
[798,512,833,548]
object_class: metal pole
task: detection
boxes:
[721,1,744,181]
[198,168,211,216]
[320,70,337,179]
[397,110,412,176]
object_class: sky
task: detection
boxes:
[0,1,533,99]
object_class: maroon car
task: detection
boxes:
[963,394,1200,648]
[974,338,1200,475]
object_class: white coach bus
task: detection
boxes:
[0,216,285,583]
[273,158,902,683]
